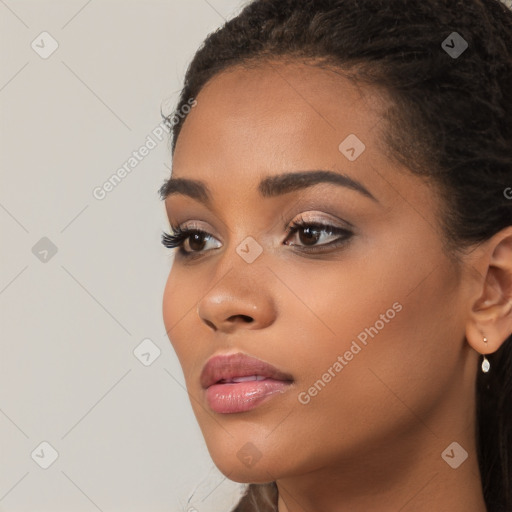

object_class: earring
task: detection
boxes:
[481,337,490,373]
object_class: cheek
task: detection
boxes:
[162,269,195,370]
[273,245,461,443]
[162,272,176,343]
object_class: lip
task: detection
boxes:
[200,352,294,414]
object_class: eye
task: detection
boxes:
[161,226,221,256]
[284,216,354,251]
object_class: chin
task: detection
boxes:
[214,461,279,484]
[204,439,286,483]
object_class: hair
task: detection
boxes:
[163,0,512,510]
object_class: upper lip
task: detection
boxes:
[200,352,294,389]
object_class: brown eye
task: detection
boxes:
[186,232,209,252]
[284,221,353,251]
[297,226,323,246]
[161,227,221,256]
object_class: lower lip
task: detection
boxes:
[205,379,292,414]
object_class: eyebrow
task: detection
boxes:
[158,170,379,204]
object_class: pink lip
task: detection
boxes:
[200,353,294,414]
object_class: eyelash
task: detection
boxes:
[161,217,354,258]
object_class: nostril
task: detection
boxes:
[204,319,216,330]
[230,314,253,323]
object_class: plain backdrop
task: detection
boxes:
[2,1,512,511]
[0,1,247,511]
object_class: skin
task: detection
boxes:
[161,60,512,512]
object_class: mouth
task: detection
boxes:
[200,353,294,414]
[218,375,268,383]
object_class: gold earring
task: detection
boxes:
[481,337,490,373]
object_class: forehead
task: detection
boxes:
[166,61,444,243]
[171,60,390,184]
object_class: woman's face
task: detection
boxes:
[162,61,478,483]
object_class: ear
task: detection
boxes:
[465,226,512,356]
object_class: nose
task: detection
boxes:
[196,268,277,334]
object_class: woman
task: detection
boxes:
[159,1,512,510]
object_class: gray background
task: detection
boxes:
[0,1,246,511]
[2,0,511,511]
